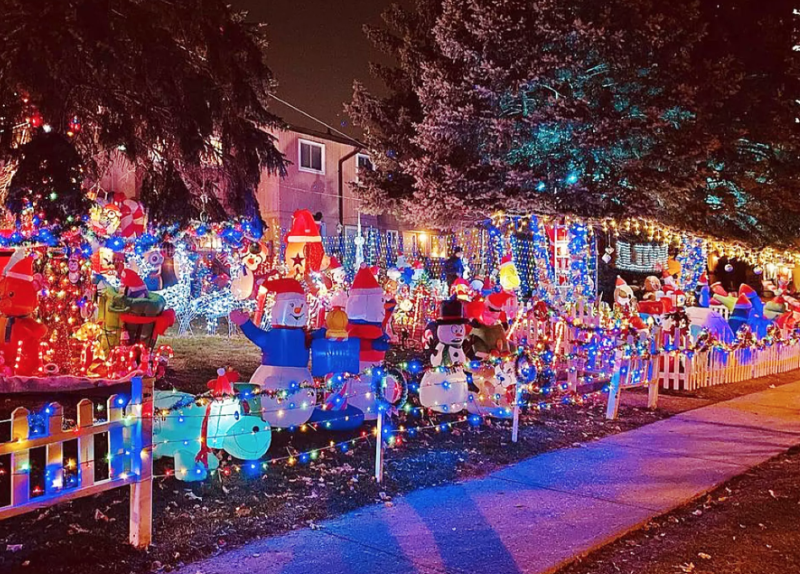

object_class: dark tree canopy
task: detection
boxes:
[349,0,800,247]
[0,0,287,225]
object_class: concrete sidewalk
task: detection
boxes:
[179,380,800,574]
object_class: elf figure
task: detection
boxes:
[346,265,391,420]
[0,251,48,376]
[230,278,316,428]
[420,299,469,413]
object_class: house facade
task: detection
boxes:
[257,126,400,240]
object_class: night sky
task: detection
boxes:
[232,0,397,135]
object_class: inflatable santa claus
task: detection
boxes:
[346,265,394,420]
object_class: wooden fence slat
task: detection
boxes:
[129,377,153,548]
[77,399,95,489]
[46,403,63,494]
[10,408,30,507]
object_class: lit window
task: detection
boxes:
[299,140,325,173]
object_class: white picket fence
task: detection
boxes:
[0,377,153,547]
[659,341,800,392]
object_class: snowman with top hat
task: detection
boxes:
[346,264,398,420]
[419,298,470,413]
[230,278,316,428]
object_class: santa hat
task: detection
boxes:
[500,253,514,269]
[615,276,627,287]
[120,268,148,298]
[327,256,342,271]
[351,264,382,295]
[733,293,753,312]
[285,210,322,243]
[412,261,424,270]
[711,282,727,297]
[2,251,34,283]
[697,273,708,287]
[264,278,305,301]
[452,278,470,290]
[486,291,511,312]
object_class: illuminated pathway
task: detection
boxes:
[178,380,800,574]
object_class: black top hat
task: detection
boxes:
[438,298,468,325]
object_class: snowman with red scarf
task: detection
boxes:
[230,278,316,428]
[346,265,397,420]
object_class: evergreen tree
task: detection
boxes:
[349,0,800,246]
[0,0,287,225]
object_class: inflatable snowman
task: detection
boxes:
[419,299,470,413]
[346,265,395,420]
[153,386,271,482]
[230,278,317,428]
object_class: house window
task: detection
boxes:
[356,153,373,183]
[299,139,325,174]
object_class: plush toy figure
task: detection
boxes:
[642,276,662,301]
[613,277,647,330]
[0,252,48,376]
[153,386,271,482]
[285,210,325,276]
[498,253,521,291]
[346,265,391,420]
[231,278,316,428]
[420,299,469,413]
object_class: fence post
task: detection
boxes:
[605,350,624,420]
[129,376,153,549]
[511,380,521,443]
[374,409,384,483]
[46,403,64,494]
[10,408,30,507]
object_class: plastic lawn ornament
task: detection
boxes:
[420,299,469,413]
[231,278,316,428]
[285,210,325,276]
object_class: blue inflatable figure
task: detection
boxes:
[308,307,364,430]
[230,278,316,428]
